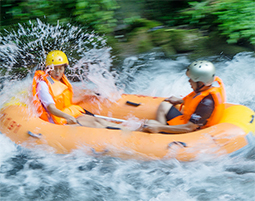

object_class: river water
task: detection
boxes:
[0,21,255,201]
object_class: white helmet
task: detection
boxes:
[186,60,215,86]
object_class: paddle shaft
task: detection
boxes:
[94,114,126,123]
[84,108,127,123]
[83,100,141,124]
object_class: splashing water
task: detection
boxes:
[118,52,255,110]
[0,19,122,102]
[1,21,255,201]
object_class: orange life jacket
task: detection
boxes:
[167,76,226,128]
[32,70,84,125]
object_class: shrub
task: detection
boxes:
[181,0,255,45]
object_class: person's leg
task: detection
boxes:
[94,117,128,129]
[156,101,173,124]
[76,114,130,130]
[76,115,105,128]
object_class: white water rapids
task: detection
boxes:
[0,21,255,201]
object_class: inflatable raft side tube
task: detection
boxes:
[219,105,255,134]
[229,132,255,157]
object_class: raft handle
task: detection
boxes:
[168,141,187,148]
[28,131,42,139]
[106,126,121,130]
[91,148,109,155]
[126,101,141,107]
[250,115,254,123]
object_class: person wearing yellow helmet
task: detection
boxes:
[143,60,226,134]
[45,50,69,67]
[32,50,128,129]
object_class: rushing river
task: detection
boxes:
[0,21,255,201]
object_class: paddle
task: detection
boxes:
[83,100,141,123]
[82,108,143,131]
[83,109,126,123]
[93,115,126,123]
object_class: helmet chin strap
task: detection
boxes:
[195,82,206,93]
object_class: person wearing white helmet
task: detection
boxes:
[32,50,128,130]
[143,60,226,134]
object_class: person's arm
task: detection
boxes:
[189,94,214,126]
[144,95,214,134]
[47,104,77,124]
[38,81,77,124]
[143,121,199,134]
[164,96,184,105]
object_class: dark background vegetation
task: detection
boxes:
[1,0,255,62]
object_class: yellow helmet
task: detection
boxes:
[45,50,69,67]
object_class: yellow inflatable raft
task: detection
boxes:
[0,94,255,161]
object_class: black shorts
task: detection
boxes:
[165,106,183,124]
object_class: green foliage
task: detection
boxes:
[123,17,162,32]
[181,1,214,25]
[141,0,190,26]
[1,0,254,47]
[181,0,255,45]
[212,0,255,44]
[1,0,75,29]
[74,0,119,33]
[1,0,119,34]
[150,29,171,46]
